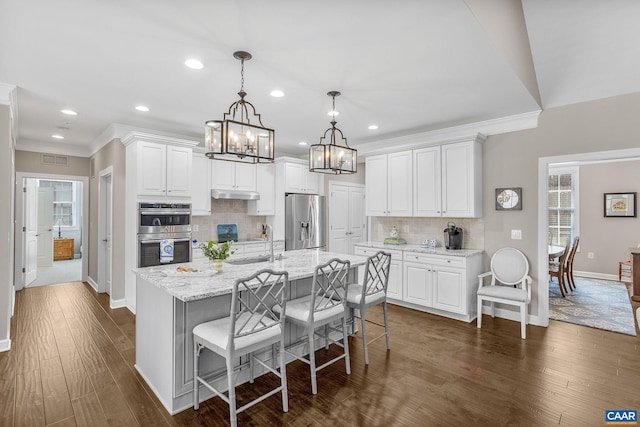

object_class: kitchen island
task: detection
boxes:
[133,249,368,414]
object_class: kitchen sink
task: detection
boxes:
[225,256,270,265]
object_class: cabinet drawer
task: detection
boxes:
[403,251,466,268]
[355,247,401,260]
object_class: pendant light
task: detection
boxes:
[205,51,275,163]
[309,91,357,174]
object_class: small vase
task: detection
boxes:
[210,259,223,273]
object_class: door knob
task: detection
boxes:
[102,239,108,242]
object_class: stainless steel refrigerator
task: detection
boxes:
[285,194,326,250]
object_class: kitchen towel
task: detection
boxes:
[160,239,174,263]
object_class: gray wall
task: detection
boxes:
[89,139,126,300]
[483,91,640,318]
[0,104,15,348]
[16,150,90,177]
[574,160,640,275]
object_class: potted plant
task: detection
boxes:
[199,240,236,272]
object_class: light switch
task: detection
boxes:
[511,229,522,240]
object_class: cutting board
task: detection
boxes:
[217,224,238,243]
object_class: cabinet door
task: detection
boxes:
[413,146,441,217]
[235,163,257,191]
[365,154,388,216]
[211,160,235,190]
[442,142,472,217]
[166,146,192,196]
[191,154,211,216]
[387,151,413,216]
[347,186,365,253]
[284,163,304,193]
[433,266,465,314]
[329,184,349,254]
[304,169,320,194]
[248,164,275,215]
[403,261,433,306]
[137,141,167,196]
[387,259,403,300]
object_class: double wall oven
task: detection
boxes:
[137,203,192,268]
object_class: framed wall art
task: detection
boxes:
[604,192,636,217]
[495,187,522,211]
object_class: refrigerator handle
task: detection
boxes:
[309,201,315,242]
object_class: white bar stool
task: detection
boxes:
[193,269,289,427]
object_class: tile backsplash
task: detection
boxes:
[191,199,266,243]
[370,217,484,249]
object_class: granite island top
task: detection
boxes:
[133,249,368,302]
[354,241,483,257]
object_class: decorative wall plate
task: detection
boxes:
[495,187,522,210]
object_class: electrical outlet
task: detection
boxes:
[511,229,522,240]
[587,252,594,259]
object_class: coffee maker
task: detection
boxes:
[443,221,463,250]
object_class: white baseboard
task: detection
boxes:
[573,270,619,281]
[110,298,126,309]
[127,303,136,315]
[0,339,11,352]
[86,276,99,292]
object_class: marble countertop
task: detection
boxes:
[134,249,368,302]
[354,241,483,257]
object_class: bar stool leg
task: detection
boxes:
[383,301,391,350]
[360,311,369,365]
[308,327,318,395]
[193,341,200,410]
[226,357,237,427]
[342,316,351,375]
[279,339,289,412]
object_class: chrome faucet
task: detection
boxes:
[264,224,274,263]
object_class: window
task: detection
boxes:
[548,166,579,247]
[39,180,81,228]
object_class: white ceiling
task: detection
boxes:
[1,0,639,157]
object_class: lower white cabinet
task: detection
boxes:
[354,247,403,300]
[354,245,482,322]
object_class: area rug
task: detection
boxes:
[549,277,637,336]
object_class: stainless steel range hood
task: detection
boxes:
[211,188,260,200]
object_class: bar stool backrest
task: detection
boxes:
[362,251,391,297]
[310,258,350,319]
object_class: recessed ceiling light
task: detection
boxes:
[52,134,65,139]
[298,141,308,146]
[185,58,204,70]
[135,105,150,112]
[61,109,78,116]
[328,110,339,117]
[270,90,285,98]
[368,124,379,130]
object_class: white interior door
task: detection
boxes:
[99,170,113,295]
[329,184,349,254]
[347,186,366,254]
[37,186,53,267]
[24,179,39,285]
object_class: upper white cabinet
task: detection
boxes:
[284,162,320,194]
[413,139,482,218]
[211,161,256,192]
[137,141,192,197]
[248,163,276,216]
[365,151,412,216]
[191,153,211,216]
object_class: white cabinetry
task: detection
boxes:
[191,153,211,216]
[211,161,256,192]
[284,162,319,194]
[248,164,275,216]
[401,251,480,320]
[329,183,365,255]
[365,151,412,216]
[137,141,192,197]
[354,246,403,300]
[413,139,483,218]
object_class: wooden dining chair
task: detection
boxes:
[564,236,580,291]
[549,239,571,297]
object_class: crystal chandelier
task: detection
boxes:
[309,91,357,174]
[205,51,275,163]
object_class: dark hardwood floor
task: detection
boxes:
[1,281,639,426]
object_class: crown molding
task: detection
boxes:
[355,109,540,157]
[90,124,201,154]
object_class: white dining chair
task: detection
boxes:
[193,269,289,427]
[274,258,351,394]
[346,250,392,365]
[477,248,532,339]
